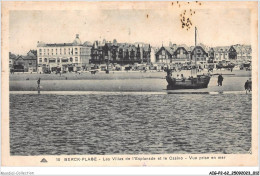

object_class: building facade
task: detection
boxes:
[191,46,208,65]
[228,46,237,60]
[9,52,16,71]
[172,47,190,64]
[155,46,173,63]
[233,44,252,63]
[90,40,151,65]
[37,34,92,72]
[10,50,37,72]
[212,45,251,64]
[213,47,229,63]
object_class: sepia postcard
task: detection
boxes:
[1,1,258,167]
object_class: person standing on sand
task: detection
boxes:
[244,80,249,94]
[244,79,252,94]
[37,78,41,94]
[218,74,224,86]
[37,78,41,88]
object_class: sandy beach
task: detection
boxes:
[9,69,251,92]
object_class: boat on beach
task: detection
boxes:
[166,27,211,90]
[166,73,211,89]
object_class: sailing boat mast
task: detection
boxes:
[195,26,197,75]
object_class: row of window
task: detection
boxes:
[39,48,79,56]
[215,53,228,56]
[38,57,79,63]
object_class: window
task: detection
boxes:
[60,48,62,55]
[49,59,56,63]
[39,58,42,62]
[39,49,42,52]
[70,57,73,62]
[64,48,66,54]
[29,62,32,65]
[62,58,68,62]
[44,58,47,62]
[75,57,78,62]
[57,59,60,63]
[162,50,165,56]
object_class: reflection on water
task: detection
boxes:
[10,93,251,155]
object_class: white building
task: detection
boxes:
[37,34,92,73]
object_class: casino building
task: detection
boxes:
[36,34,92,73]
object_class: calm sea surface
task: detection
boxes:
[10,93,251,155]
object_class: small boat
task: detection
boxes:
[166,74,211,89]
[166,27,211,90]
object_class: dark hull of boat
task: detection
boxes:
[166,75,211,90]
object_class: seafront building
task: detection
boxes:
[9,50,37,72]
[9,34,253,73]
[154,43,252,69]
[90,39,151,65]
[36,34,92,73]
[155,44,208,68]
[212,45,251,64]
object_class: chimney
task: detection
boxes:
[76,34,79,38]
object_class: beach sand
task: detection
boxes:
[9,70,251,92]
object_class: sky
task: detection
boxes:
[9,4,251,55]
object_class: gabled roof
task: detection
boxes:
[173,46,189,55]
[155,46,173,56]
[23,54,37,60]
[233,45,251,53]
[191,46,208,56]
[214,46,230,52]
[176,44,189,52]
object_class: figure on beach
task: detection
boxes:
[244,79,252,94]
[37,78,41,94]
[217,74,224,86]
[37,78,41,88]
